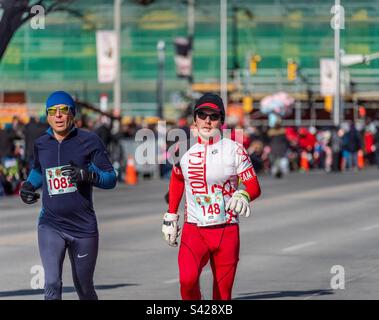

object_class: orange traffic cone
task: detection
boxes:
[300,151,310,172]
[357,149,364,170]
[125,156,138,185]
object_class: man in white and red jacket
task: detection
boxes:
[162,93,261,300]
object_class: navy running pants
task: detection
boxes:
[38,224,98,300]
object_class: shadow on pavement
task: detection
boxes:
[234,289,334,300]
[0,283,138,298]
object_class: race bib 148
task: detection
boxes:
[194,191,226,227]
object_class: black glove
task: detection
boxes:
[20,181,40,204]
[61,161,98,185]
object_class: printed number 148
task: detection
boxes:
[201,204,221,216]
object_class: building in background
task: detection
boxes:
[0,0,379,124]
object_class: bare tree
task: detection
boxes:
[0,0,86,61]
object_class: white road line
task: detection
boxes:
[304,266,379,300]
[258,179,379,205]
[281,241,317,253]
[0,231,36,246]
[164,278,180,284]
[360,224,379,232]
[0,214,160,247]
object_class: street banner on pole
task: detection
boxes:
[174,37,192,78]
[96,30,118,83]
[320,58,336,97]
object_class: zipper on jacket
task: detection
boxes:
[58,142,61,166]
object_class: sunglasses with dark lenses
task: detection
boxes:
[197,111,221,121]
[47,105,70,116]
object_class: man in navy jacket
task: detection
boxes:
[20,91,117,300]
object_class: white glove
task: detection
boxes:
[225,190,251,217]
[162,213,181,247]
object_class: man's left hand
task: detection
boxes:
[225,190,251,217]
[61,161,97,184]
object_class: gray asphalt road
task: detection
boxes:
[1,168,379,300]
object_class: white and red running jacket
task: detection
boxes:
[167,136,261,226]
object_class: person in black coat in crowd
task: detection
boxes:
[23,116,49,170]
[0,124,17,161]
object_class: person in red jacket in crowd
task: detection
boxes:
[364,126,376,165]
[298,127,316,169]
[298,127,316,152]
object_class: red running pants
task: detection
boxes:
[178,222,240,300]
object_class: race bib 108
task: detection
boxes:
[46,166,77,196]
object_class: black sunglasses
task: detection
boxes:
[197,111,221,121]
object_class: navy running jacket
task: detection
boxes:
[27,127,117,237]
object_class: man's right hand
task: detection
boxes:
[162,213,180,247]
[20,181,40,204]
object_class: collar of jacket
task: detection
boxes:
[197,133,222,145]
[46,126,77,141]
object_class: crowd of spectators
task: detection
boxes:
[244,119,379,178]
[159,115,379,180]
[1,112,379,196]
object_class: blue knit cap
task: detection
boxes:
[46,91,76,116]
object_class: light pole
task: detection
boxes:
[114,0,121,116]
[333,0,343,127]
[232,6,239,72]
[232,7,253,79]
[220,0,228,111]
[187,0,195,84]
[157,40,166,119]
